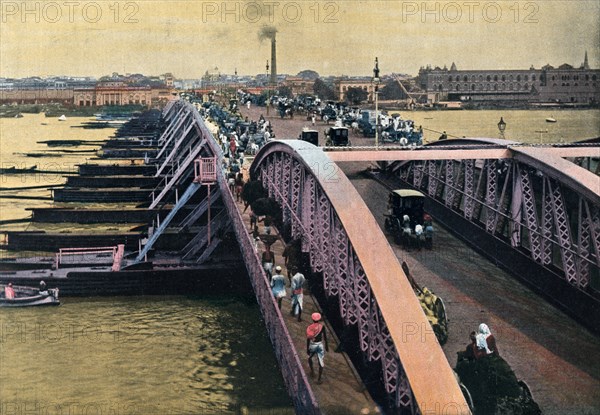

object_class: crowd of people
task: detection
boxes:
[242,193,331,384]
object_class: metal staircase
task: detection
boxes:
[135,181,202,262]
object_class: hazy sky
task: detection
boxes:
[1,0,599,78]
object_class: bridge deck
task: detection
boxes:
[236,105,600,414]
[232,180,380,414]
[346,163,600,415]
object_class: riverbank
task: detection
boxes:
[0,103,147,118]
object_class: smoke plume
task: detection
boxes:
[258,25,277,41]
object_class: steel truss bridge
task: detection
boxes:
[146,100,599,414]
[326,140,600,326]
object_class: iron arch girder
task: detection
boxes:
[510,146,600,206]
[250,140,469,413]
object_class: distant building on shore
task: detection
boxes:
[418,52,600,107]
[73,81,172,107]
[335,78,376,103]
[0,74,174,107]
[283,76,315,96]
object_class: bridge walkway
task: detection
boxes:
[232,167,380,414]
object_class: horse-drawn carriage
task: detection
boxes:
[401,262,448,345]
[299,129,319,146]
[384,189,430,248]
[324,126,350,147]
[455,350,540,414]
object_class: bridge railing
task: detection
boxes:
[55,246,117,269]
[191,107,321,414]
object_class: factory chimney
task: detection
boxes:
[258,26,278,86]
[270,36,277,85]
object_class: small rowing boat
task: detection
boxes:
[0,283,60,307]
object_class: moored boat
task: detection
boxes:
[0,283,60,307]
[546,116,557,123]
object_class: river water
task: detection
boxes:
[0,114,293,414]
[0,296,293,414]
[0,109,598,414]
[403,108,600,143]
[0,113,121,224]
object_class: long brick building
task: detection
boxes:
[0,76,173,107]
[418,52,600,106]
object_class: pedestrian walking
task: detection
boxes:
[261,215,272,235]
[271,266,286,309]
[290,270,306,321]
[306,312,328,384]
[261,245,275,278]
[235,173,244,202]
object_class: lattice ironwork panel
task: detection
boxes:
[577,199,591,288]
[494,162,512,236]
[585,201,600,268]
[399,163,410,182]
[464,160,475,220]
[519,167,542,261]
[485,160,498,233]
[281,154,293,225]
[313,191,330,273]
[340,249,356,325]
[379,319,399,393]
[452,160,465,210]
[278,154,288,208]
[303,174,317,255]
[266,157,275,197]
[355,258,371,352]
[396,366,415,411]
[435,162,446,199]
[413,162,424,189]
[541,179,554,265]
[427,161,438,197]
[445,160,455,208]
[509,165,522,248]
[321,200,335,296]
[290,160,303,239]
[368,296,382,362]
[324,215,342,297]
[343,251,359,326]
[548,178,579,285]
[332,225,354,326]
